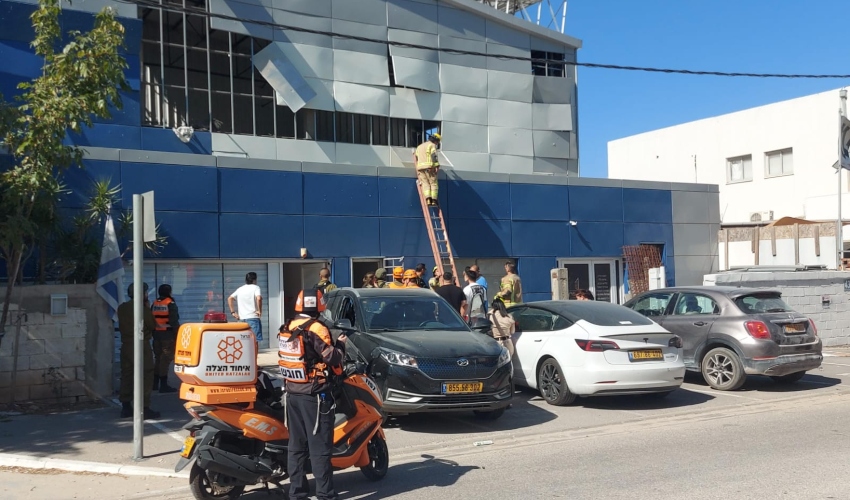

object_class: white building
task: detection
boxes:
[608,88,850,226]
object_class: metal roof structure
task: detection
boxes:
[478,0,570,35]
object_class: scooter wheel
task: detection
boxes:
[189,463,246,499]
[360,434,389,481]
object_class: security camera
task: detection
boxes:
[173,125,194,143]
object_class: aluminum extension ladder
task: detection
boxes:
[416,180,459,285]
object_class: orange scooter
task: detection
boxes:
[173,320,387,499]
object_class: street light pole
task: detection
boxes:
[839,90,847,270]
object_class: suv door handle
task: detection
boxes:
[534,339,543,342]
[693,321,707,327]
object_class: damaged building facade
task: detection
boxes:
[0,0,718,347]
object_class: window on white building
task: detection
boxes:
[765,149,793,178]
[726,155,752,183]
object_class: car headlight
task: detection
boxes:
[497,346,511,368]
[380,350,418,367]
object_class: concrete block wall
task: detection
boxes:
[0,285,114,404]
[714,271,850,347]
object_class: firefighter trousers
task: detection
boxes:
[417,167,438,201]
[286,392,337,500]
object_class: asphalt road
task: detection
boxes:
[5,353,850,499]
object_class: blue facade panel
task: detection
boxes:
[510,183,569,221]
[121,162,218,212]
[139,128,213,155]
[446,179,512,221]
[304,216,381,258]
[517,257,556,294]
[511,221,570,257]
[377,177,421,218]
[68,123,141,150]
[447,218,512,258]
[379,218,432,257]
[0,40,42,80]
[220,169,302,215]
[0,1,36,43]
[569,186,623,222]
[157,211,220,258]
[624,223,674,256]
[58,160,123,210]
[623,189,672,224]
[304,173,379,217]
[333,258,352,288]
[570,222,625,258]
[219,213,303,258]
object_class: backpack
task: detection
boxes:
[466,284,487,319]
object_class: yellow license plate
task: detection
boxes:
[629,349,663,361]
[442,382,483,394]
[180,436,196,458]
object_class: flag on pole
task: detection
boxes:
[95,214,125,322]
[840,116,850,170]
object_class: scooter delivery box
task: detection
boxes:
[174,322,258,404]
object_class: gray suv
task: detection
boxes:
[624,286,822,391]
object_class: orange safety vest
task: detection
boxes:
[151,297,174,332]
[278,318,341,386]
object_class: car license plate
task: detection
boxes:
[784,323,806,334]
[179,436,196,458]
[441,382,483,394]
[628,349,663,361]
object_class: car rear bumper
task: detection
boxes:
[743,352,823,377]
[565,362,686,396]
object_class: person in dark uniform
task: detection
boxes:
[278,288,347,500]
[116,283,160,419]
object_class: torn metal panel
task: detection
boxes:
[485,19,530,48]
[487,70,533,103]
[489,154,534,175]
[439,65,488,98]
[209,0,274,40]
[488,100,532,129]
[254,43,317,112]
[388,29,439,63]
[335,143,392,166]
[529,36,569,54]
[284,78,334,111]
[441,94,487,125]
[390,146,416,168]
[331,0,389,26]
[334,50,390,86]
[489,127,533,156]
[532,103,573,131]
[276,0,331,17]
[388,88,441,120]
[387,0,438,35]
[533,157,575,176]
[437,5,486,41]
[439,151,490,172]
[532,76,572,104]
[270,42,334,81]
[438,35,487,69]
[271,11,333,48]
[276,138,336,163]
[440,122,488,153]
[486,43,532,74]
[532,130,571,159]
[332,19,388,56]
[333,81,390,116]
[275,29,333,49]
[392,56,440,92]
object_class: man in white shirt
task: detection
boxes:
[462,269,487,321]
[470,264,488,311]
[228,272,263,341]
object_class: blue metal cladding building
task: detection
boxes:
[0,0,719,344]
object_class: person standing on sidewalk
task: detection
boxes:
[117,283,160,419]
[496,260,523,307]
[316,268,337,294]
[228,272,264,341]
[470,264,489,311]
[435,271,467,317]
[374,267,388,288]
[151,284,179,393]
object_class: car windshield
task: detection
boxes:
[360,297,470,332]
[734,293,793,314]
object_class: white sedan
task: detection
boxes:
[508,300,686,405]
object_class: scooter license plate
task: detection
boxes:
[180,436,196,458]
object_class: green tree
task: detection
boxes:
[0,0,129,341]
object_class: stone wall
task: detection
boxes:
[0,285,114,404]
[713,271,850,347]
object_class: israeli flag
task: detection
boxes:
[95,214,125,322]
[841,116,850,170]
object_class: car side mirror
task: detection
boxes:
[469,316,492,332]
[334,319,355,331]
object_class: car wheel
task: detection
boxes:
[701,347,746,391]
[537,358,576,406]
[473,408,505,420]
[770,371,806,384]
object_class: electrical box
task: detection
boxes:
[648,267,667,290]
[551,268,569,300]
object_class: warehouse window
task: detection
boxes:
[765,149,793,178]
[726,155,753,184]
[531,50,566,77]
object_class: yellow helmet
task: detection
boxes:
[431,132,441,141]
[393,267,404,279]
[403,269,417,280]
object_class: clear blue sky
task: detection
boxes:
[560,0,850,178]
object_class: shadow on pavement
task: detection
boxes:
[576,387,715,411]
[684,370,842,393]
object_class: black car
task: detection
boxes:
[322,288,513,420]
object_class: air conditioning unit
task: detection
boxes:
[749,211,774,222]
[550,268,569,300]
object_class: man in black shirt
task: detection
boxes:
[435,271,467,318]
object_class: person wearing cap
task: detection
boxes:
[402,269,419,288]
[117,283,160,420]
[428,266,441,291]
[374,267,388,288]
[279,288,347,500]
[387,266,405,289]
[414,132,441,207]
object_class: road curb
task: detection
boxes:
[0,452,190,479]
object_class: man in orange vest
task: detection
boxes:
[386,267,405,288]
[151,284,179,393]
[279,288,347,500]
[414,132,441,206]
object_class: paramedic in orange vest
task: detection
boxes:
[386,267,405,288]
[280,289,347,500]
[414,132,441,206]
[151,284,179,393]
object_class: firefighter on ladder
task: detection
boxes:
[414,132,441,207]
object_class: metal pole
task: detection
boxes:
[132,194,144,460]
[835,89,847,270]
